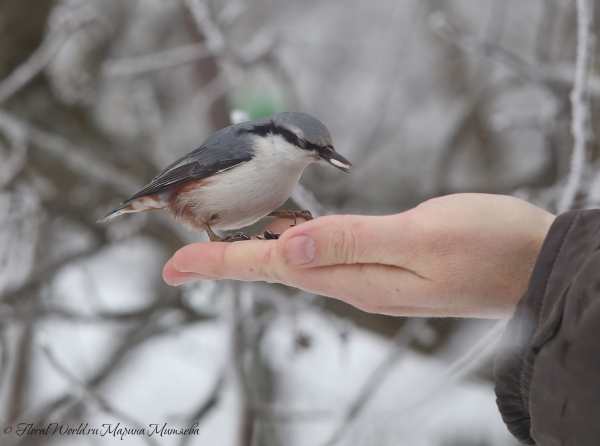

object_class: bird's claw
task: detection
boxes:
[224,232,251,242]
[256,230,280,240]
[267,210,313,227]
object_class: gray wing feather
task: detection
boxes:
[123,127,256,202]
[127,162,199,200]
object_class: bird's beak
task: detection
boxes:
[319,147,352,173]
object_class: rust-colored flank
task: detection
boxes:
[167,178,212,232]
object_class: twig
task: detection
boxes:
[428,11,544,85]
[291,183,330,218]
[584,159,600,208]
[102,43,211,77]
[322,318,427,446]
[15,306,174,436]
[194,70,240,109]
[0,245,97,305]
[0,110,141,195]
[0,188,41,299]
[184,0,275,69]
[375,320,509,440]
[180,373,227,446]
[0,328,9,391]
[443,320,506,381]
[0,112,28,188]
[2,298,213,325]
[0,6,96,104]
[0,111,196,248]
[184,0,273,112]
[132,79,163,147]
[183,0,225,54]
[392,320,507,420]
[216,0,246,26]
[557,0,594,213]
[40,345,160,446]
[429,8,564,126]
[541,63,600,98]
[8,320,34,422]
[490,109,555,132]
[351,0,424,163]
[229,285,256,446]
[253,406,332,423]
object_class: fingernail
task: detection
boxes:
[170,272,200,286]
[172,277,194,286]
[284,235,315,266]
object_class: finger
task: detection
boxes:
[168,238,422,302]
[168,217,311,283]
[261,217,309,235]
[163,259,220,285]
[169,215,423,281]
[169,240,421,307]
[165,221,295,285]
[169,240,285,283]
[274,214,422,269]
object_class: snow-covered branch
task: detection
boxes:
[557,0,595,213]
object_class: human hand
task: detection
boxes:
[163,193,555,318]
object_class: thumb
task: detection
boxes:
[276,214,416,268]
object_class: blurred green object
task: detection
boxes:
[228,87,287,120]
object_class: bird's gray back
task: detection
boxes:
[162,125,256,174]
[123,127,255,202]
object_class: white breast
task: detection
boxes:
[176,135,316,230]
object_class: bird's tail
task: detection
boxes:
[97,195,165,223]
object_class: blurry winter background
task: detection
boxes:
[0,0,597,445]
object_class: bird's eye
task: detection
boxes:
[297,139,307,149]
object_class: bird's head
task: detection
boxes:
[241,111,352,173]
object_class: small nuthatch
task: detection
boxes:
[98,112,352,241]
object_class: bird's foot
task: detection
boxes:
[203,223,251,242]
[267,210,313,226]
[256,230,281,240]
[223,232,252,243]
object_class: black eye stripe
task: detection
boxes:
[238,122,324,152]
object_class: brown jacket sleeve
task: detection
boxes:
[494,209,600,445]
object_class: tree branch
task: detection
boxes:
[0,6,96,104]
[41,345,160,446]
[557,0,594,213]
[102,43,211,77]
[322,318,427,446]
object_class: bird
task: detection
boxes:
[97,111,352,242]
